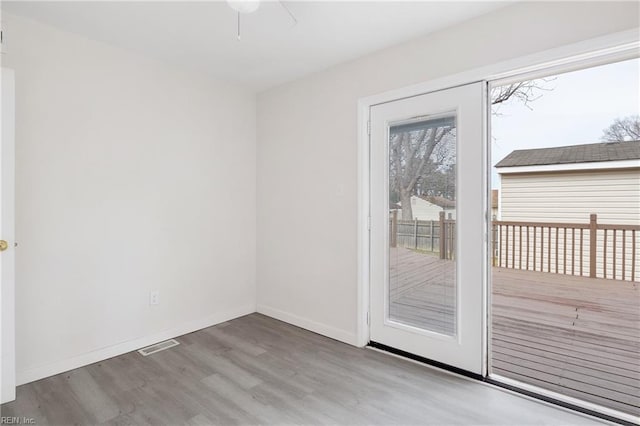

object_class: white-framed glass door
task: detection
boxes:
[369,82,487,375]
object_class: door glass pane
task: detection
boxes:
[388,114,457,336]
[490,58,640,417]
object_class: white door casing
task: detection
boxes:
[1,67,16,404]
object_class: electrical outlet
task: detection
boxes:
[149,291,159,306]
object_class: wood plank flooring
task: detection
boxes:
[2,314,605,425]
[388,247,640,417]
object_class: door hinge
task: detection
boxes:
[367,216,371,231]
[366,311,370,325]
[1,23,5,54]
[366,120,371,135]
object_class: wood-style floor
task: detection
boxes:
[1,314,604,425]
[389,247,640,417]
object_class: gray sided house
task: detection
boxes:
[495,140,640,226]
[494,140,640,282]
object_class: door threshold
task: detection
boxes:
[487,375,638,426]
[368,341,483,381]
[368,342,635,426]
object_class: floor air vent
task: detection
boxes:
[137,339,180,356]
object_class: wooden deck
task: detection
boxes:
[389,247,640,416]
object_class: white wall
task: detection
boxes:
[2,0,639,387]
[1,13,256,384]
[256,2,640,344]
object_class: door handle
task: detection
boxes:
[0,240,8,251]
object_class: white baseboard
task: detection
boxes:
[16,304,256,386]
[17,304,358,386]
[257,304,358,346]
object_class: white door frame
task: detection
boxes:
[1,67,16,404]
[356,29,640,350]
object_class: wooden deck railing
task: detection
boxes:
[492,214,639,281]
[390,212,639,281]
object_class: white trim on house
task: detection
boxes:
[496,159,640,175]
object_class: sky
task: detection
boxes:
[490,58,640,189]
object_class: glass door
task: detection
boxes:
[489,57,640,420]
[369,82,486,374]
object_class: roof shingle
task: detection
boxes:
[495,141,640,168]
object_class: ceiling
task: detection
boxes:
[2,1,510,91]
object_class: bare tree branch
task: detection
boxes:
[491,78,555,113]
[601,115,640,142]
[390,78,553,219]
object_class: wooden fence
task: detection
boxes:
[390,212,640,281]
[390,211,455,260]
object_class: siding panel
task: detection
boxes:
[500,169,640,225]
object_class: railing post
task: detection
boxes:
[414,219,418,249]
[439,211,445,260]
[491,221,496,267]
[589,213,597,278]
[390,210,398,248]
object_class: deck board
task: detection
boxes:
[388,247,640,417]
